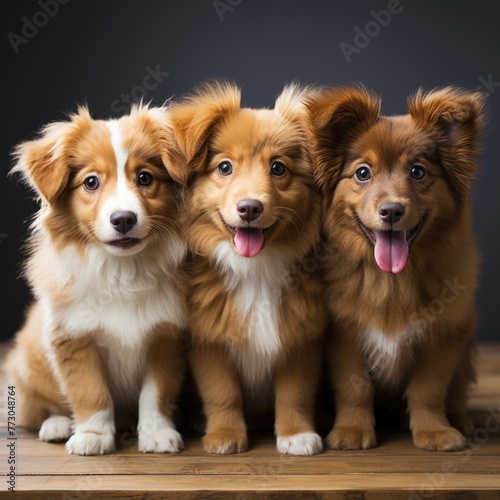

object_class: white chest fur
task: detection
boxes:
[230,277,281,387]
[37,235,187,349]
[99,339,148,411]
[214,242,295,387]
[361,325,422,385]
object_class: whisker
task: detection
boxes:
[279,213,300,242]
[146,214,182,232]
[274,206,305,230]
[272,207,303,241]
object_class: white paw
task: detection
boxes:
[65,431,115,456]
[277,432,323,455]
[138,427,184,453]
[39,416,73,442]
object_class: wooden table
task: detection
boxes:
[1,344,499,499]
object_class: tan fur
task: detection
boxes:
[170,82,327,454]
[307,85,486,451]
[5,104,187,454]
[5,304,70,430]
[50,332,114,424]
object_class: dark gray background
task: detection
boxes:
[1,0,499,341]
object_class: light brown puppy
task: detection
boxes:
[307,86,485,451]
[6,104,188,455]
[169,82,327,455]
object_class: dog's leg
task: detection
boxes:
[12,382,49,432]
[446,337,476,436]
[48,333,116,455]
[190,344,247,454]
[138,330,185,453]
[6,353,50,432]
[5,303,71,437]
[274,342,323,455]
[16,359,72,443]
[9,370,72,443]
[406,328,470,451]
[327,329,377,450]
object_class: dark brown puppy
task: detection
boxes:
[307,86,485,451]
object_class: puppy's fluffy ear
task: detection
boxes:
[275,83,318,122]
[11,107,92,205]
[169,81,241,181]
[306,85,380,195]
[408,87,486,187]
[128,103,188,186]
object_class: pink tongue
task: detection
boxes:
[374,231,409,274]
[234,228,265,257]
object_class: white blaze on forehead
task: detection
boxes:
[106,120,129,187]
[98,120,144,239]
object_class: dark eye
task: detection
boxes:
[410,165,426,180]
[218,161,233,176]
[355,165,372,182]
[271,161,286,176]
[84,176,99,191]
[138,171,153,186]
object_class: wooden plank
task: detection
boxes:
[0,343,499,498]
[4,437,500,476]
[10,450,500,477]
[7,474,500,498]
[3,429,500,478]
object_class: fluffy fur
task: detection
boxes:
[170,82,327,455]
[5,104,188,455]
[307,85,485,451]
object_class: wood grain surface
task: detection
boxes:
[1,343,499,498]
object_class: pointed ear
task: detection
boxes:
[306,85,380,194]
[168,81,241,179]
[274,83,317,122]
[127,102,189,187]
[408,87,486,186]
[160,126,191,187]
[10,107,92,205]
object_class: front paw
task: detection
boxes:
[139,427,184,453]
[39,416,72,442]
[413,427,467,451]
[327,426,377,450]
[203,430,248,454]
[66,431,115,455]
[277,432,323,455]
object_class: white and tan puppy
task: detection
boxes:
[6,104,187,455]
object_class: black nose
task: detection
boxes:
[378,202,405,224]
[110,211,137,234]
[236,199,264,223]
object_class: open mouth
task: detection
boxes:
[106,237,143,250]
[356,215,426,275]
[221,215,279,258]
